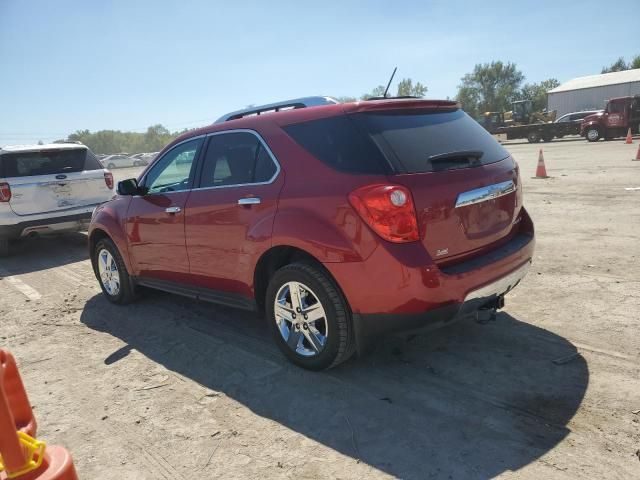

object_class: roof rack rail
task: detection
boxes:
[214,96,339,124]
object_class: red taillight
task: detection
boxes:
[104,171,114,190]
[348,184,419,243]
[0,182,11,202]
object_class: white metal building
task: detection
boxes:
[548,69,640,117]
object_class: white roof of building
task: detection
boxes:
[549,69,640,94]
[0,143,86,154]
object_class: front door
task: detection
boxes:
[605,100,625,128]
[126,137,203,279]
[184,131,283,297]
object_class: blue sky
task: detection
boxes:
[1,0,637,146]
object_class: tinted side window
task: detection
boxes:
[283,116,389,174]
[200,132,278,188]
[254,145,277,182]
[85,150,103,170]
[144,138,202,194]
[608,102,623,114]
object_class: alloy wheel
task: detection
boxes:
[274,281,328,357]
[98,248,120,296]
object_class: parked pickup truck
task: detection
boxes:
[581,95,640,142]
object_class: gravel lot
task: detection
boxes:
[1,136,639,479]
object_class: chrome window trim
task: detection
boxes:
[138,134,207,190]
[191,129,281,192]
[134,129,281,196]
[455,180,515,208]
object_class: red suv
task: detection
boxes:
[89,97,534,370]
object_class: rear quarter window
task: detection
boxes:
[0,148,101,178]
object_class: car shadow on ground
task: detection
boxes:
[2,233,88,274]
[80,291,588,479]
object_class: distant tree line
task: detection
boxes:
[58,124,189,155]
[601,55,640,73]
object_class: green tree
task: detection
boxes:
[396,78,427,97]
[360,79,427,100]
[516,78,560,112]
[601,57,628,73]
[335,96,358,103]
[630,55,640,69]
[361,85,387,100]
[455,61,524,118]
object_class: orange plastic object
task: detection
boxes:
[0,351,36,438]
[0,351,78,480]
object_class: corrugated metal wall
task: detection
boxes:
[548,81,640,117]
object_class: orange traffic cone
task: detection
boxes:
[534,149,549,178]
[0,350,78,480]
[625,128,633,144]
[633,143,640,161]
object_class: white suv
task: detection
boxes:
[0,143,114,256]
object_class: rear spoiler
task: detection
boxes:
[342,99,460,115]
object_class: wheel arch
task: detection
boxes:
[253,245,348,314]
[88,226,133,276]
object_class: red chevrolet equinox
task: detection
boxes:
[89,97,534,370]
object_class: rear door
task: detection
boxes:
[0,148,111,216]
[353,109,521,263]
[184,131,283,296]
[126,138,203,277]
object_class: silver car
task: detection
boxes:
[0,143,114,256]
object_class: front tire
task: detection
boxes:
[266,263,354,370]
[527,131,541,143]
[93,238,136,304]
[586,127,601,142]
[107,163,116,169]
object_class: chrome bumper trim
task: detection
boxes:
[461,260,531,308]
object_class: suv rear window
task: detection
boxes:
[283,116,390,174]
[0,148,102,178]
[353,109,510,173]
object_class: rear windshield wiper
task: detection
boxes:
[426,150,484,171]
[427,150,484,162]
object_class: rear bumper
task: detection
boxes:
[324,208,535,340]
[0,212,93,240]
[351,257,531,340]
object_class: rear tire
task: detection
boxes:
[93,238,136,304]
[107,163,116,169]
[527,131,541,143]
[0,238,9,257]
[586,127,601,142]
[266,262,354,370]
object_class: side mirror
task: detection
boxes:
[117,178,140,196]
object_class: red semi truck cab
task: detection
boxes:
[581,95,640,142]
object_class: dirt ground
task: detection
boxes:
[1,136,639,479]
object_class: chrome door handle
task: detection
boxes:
[238,197,261,206]
[165,206,181,214]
